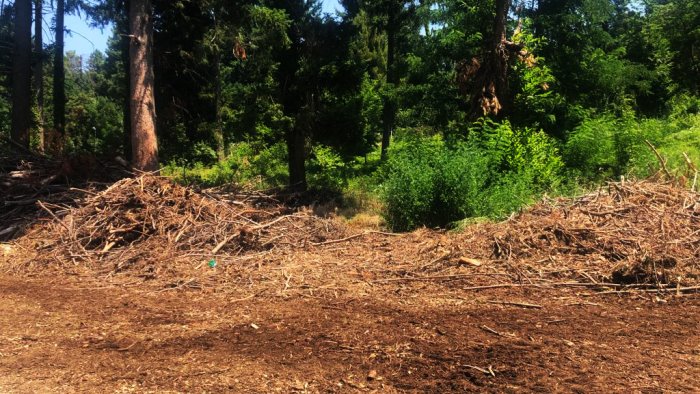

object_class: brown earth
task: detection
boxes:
[0,275,698,393]
[1,174,699,393]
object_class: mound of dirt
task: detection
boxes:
[11,176,346,278]
[464,181,700,287]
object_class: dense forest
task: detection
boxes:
[1,0,699,230]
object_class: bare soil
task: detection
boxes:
[1,173,699,393]
[0,275,698,393]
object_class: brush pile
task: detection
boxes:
[17,176,345,274]
[1,147,130,241]
[6,172,700,292]
[466,181,700,287]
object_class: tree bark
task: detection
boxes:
[34,0,44,151]
[11,0,32,149]
[53,0,65,137]
[213,52,225,162]
[380,18,398,161]
[286,125,306,191]
[462,0,512,120]
[121,0,132,161]
[129,0,158,171]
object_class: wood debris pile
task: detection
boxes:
[1,147,130,241]
[472,181,700,287]
[17,175,345,273]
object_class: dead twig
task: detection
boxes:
[373,273,499,283]
[479,324,503,336]
[645,139,672,179]
[311,230,400,247]
[487,300,543,309]
[36,200,71,232]
[464,364,496,377]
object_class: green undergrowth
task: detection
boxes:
[162,100,700,233]
[378,120,568,232]
[565,97,700,180]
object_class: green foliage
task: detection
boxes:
[565,114,639,179]
[381,135,482,231]
[467,119,564,189]
[358,75,383,148]
[164,142,290,189]
[643,0,700,95]
[566,102,700,180]
[510,20,562,130]
[64,94,122,155]
[381,122,565,231]
[629,112,700,178]
[307,145,346,192]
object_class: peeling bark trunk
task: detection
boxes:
[129,0,158,171]
[11,0,32,149]
[457,0,513,120]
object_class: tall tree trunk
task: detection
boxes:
[493,0,509,45]
[129,0,158,171]
[121,0,132,161]
[463,0,511,120]
[213,52,225,162]
[11,0,32,148]
[380,21,397,161]
[286,125,306,191]
[212,10,225,162]
[53,0,65,138]
[34,0,44,151]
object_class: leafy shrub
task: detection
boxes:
[380,123,564,231]
[64,94,123,155]
[307,145,346,192]
[567,107,700,180]
[164,142,289,189]
[340,174,383,218]
[249,142,289,188]
[381,136,481,231]
[564,113,658,179]
[629,116,700,177]
[468,119,564,189]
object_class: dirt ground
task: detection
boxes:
[1,261,698,393]
[1,171,699,392]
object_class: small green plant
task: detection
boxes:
[307,145,346,192]
[379,136,487,231]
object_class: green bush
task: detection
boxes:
[64,94,123,155]
[564,113,658,179]
[567,106,700,180]
[468,119,564,189]
[630,116,700,177]
[249,142,289,188]
[163,141,289,189]
[380,123,564,231]
[307,145,347,192]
